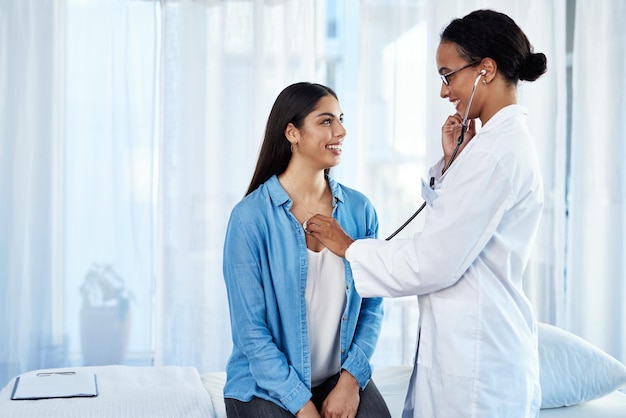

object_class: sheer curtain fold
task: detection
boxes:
[62,0,158,368]
[567,0,626,362]
[154,0,317,371]
[353,2,426,367]
[0,0,65,387]
[508,0,568,326]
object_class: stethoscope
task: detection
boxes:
[385,69,486,240]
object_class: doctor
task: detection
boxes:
[305,9,547,417]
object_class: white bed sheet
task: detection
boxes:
[201,368,626,418]
[539,390,626,417]
[0,365,216,418]
[4,365,621,418]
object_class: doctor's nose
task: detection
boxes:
[440,83,450,99]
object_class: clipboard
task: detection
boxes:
[10,371,98,400]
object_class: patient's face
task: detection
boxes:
[295,95,346,170]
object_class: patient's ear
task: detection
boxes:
[284,123,300,144]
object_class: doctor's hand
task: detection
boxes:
[304,214,354,258]
[441,114,477,168]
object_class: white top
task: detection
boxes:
[305,248,346,387]
[346,105,544,417]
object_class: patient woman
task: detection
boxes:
[222,82,390,418]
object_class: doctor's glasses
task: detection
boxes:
[440,60,480,85]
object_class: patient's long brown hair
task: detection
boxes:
[245,82,337,196]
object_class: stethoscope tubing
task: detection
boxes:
[385,71,483,241]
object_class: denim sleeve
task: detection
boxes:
[223,207,311,413]
[342,295,384,389]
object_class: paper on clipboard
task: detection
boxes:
[10,371,98,400]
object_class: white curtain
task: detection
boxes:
[0,0,316,387]
[0,0,66,387]
[3,0,622,389]
[567,0,626,363]
[2,0,162,385]
[62,0,159,369]
[153,0,317,371]
[352,0,567,366]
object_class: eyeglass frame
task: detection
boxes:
[440,60,481,85]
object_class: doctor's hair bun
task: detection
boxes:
[519,52,548,82]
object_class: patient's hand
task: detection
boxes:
[296,400,321,418]
[321,371,360,418]
[304,214,354,258]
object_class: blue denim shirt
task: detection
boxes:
[222,174,383,414]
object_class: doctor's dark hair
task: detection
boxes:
[441,9,547,84]
[245,82,338,196]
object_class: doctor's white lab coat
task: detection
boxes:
[347,105,543,417]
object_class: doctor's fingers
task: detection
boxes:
[305,215,341,237]
[441,115,463,158]
[305,216,353,258]
[464,118,477,140]
[441,115,464,146]
[442,114,464,134]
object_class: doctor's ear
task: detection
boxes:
[479,58,497,84]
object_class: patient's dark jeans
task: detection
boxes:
[225,373,391,417]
